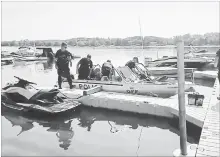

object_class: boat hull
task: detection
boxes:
[14,56,48,62]
[62,80,193,98]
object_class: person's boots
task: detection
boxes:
[67,75,73,89]
[58,75,62,89]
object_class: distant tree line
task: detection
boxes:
[2,32,219,47]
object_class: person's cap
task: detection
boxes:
[107,60,111,63]
[87,54,91,58]
[133,57,138,60]
[61,42,67,47]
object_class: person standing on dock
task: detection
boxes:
[76,54,93,80]
[55,42,73,89]
[214,49,220,99]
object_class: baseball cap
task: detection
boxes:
[61,42,67,47]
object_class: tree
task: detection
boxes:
[54,42,60,46]
[121,39,130,46]
[67,39,77,46]
[114,38,121,46]
[45,42,52,46]
[1,41,9,46]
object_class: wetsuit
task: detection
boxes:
[125,60,136,70]
[101,62,113,78]
[217,49,220,83]
[55,49,73,88]
[78,58,93,80]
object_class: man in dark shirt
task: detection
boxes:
[214,49,220,99]
[55,42,73,89]
[76,54,93,80]
[126,57,139,69]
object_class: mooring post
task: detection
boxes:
[177,40,187,155]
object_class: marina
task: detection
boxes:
[1,45,220,156]
[1,1,220,156]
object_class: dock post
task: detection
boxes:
[177,40,187,155]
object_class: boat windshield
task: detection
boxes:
[136,63,147,72]
[117,66,139,82]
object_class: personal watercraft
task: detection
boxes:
[1,76,80,114]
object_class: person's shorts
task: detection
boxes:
[57,65,70,78]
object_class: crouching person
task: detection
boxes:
[101,60,113,80]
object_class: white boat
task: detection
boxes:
[1,51,14,65]
[134,62,194,77]
[1,57,14,65]
[11,46,49,61]
[193,71,218,79]
[146,56,212,69]
[62,66,194,98]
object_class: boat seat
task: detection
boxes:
[28,89,59,102]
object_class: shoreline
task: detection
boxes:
[1,45,220,50]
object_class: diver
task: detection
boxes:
[76,54,93,80]
[101,60,113,79]
[55,42,73,89]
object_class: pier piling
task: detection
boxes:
[177,40,187,155]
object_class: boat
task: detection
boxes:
[61,66,194,98]
[193,71,218,80]
[133,63,195,79]
[1,51,14,65]
[1,57,14,66]
[1,76,80,114]
[145,56,213,69]
[11,46,50,62]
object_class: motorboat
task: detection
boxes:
[1,76,80,114]
[145,55,213,69]
[61,66,194,98]
[134,63,195,78]
[1,57,14,66]
[1,51,14,65]
[11,46,50,62]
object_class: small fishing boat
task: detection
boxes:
[1,76,80,114]
[193,71,218,80]
[134,63,195,78]
[1,51,14,65]
[1,57,14,66]
[145,56,212,69]
[62,66,194,98]
[11,46,50,62]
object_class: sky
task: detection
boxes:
[1,1,219,41]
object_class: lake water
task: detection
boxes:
[1,46,216,156]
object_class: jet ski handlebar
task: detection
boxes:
[14,76,37,85]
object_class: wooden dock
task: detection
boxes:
[196,78,219,157]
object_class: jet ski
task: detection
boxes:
[1,76,81,114]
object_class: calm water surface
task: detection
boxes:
[1,47,215,156]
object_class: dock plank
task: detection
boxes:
[196,78,220,157]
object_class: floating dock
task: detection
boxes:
[57,82,213,128]
[196,78,219,157]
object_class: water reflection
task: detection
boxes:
[2,106,201,151]
[2,109,76,150]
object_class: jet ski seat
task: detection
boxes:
[28,89,59,102]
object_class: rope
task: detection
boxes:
[136,126,143,157]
